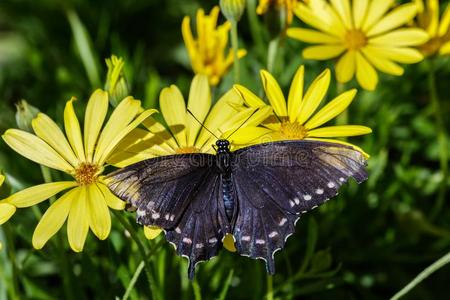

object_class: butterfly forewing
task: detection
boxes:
[230,140,368,272]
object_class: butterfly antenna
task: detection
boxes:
[225,108,260,140]
[187,109,220,140]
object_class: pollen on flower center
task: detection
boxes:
[176,146,200,154]
[74,163,99,185]
[344,29,367,50]
[280,120,307,139]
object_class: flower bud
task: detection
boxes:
[15,100,40,132]
[105,55,129,107]
[220,0,246,22]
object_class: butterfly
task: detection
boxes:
[106,139,368,279]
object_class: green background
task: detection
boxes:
[1,0,450,299]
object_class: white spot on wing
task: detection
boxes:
[339,177,345,182]
[152,213,160,219]
[208,238,218,244]
[195,243,204,249]
[316,188,324,195]
[327,182,335,188]
[256,239,265,245]
[269,231,278,238]
[303,194,312,201]
[242,236,251,241]
[294,197,300,205]
[175,227,181,234]
[165,214,170,220]
[182,237,192,244]
[136,209,146,217]
[289,200,295,207]
[279,218,287,226]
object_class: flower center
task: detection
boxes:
[74,163,99,185]
[280,120,307,139]
[344,29,367,50]
[175,146,200,154]
[420,37,445,56]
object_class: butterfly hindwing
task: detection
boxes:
[165,170,225,279]
[231,140,368,272]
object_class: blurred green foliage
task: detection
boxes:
[1,0,450,299]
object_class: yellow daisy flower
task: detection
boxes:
[414,0,450,56]
[182,6,247,86]
[108,74,271,249]
[1,89,156,252]
[257,0,300,25]
[233,65,372,155]
[287,0,429,91]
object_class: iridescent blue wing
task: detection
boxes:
[106,154,226,279]
[231,140,368,273]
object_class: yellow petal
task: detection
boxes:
[226,126,272,145]
[0,203,16,224]
[96,109,157,166]
[288,65,305,122]
[87,184,111,240]
[144,226,162,240]
[95,96,141,164]
[362,0,395,31]
[142,116,179,151]
[32,188,75,249]
[330,0,352,29]
[362,48,404,76]
[260,70,287,117]
[355,52,378,91]
[307,125,373,137]
[298,69,331,124]
[67,187,89,252]
[3,129,73,172]
[223,234,236,252]
[160,85,187,147]
[303,45,346,60]
[363,46,423,63]
[305,89,357,130]
[438,5,450,37]
[186,75,211,146]
[305,137,370,158]
[440,41,450,55]
[182,16,196,62]
[367,3,418,37]
[6,181,78,207]
[32,113,79,167]
[196,89,241,149]
[84,89,109,162]
[97,182,125,210]
[426,0,439,36]
[295,2,344,37]
[335,50,356,83]
[64,98,86,162]
[286,28,341,43]
[233,84,266,108]
[369,29,429,46]
[353,0,368,29]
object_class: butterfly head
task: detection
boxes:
[215,139,230,153]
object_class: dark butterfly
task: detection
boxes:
[107,139,368,279]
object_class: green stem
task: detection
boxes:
[4,224,20,300]
[231,20,240,83]
[390,251,450,300]
[246,0,264,55]
[267,38,279,74]
[427,59,448,220]
[113,211,159,300]
[123,261,144,300]
[39,166,73,300]
[266,274,274,300]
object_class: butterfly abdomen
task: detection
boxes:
[222,175,235,221]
